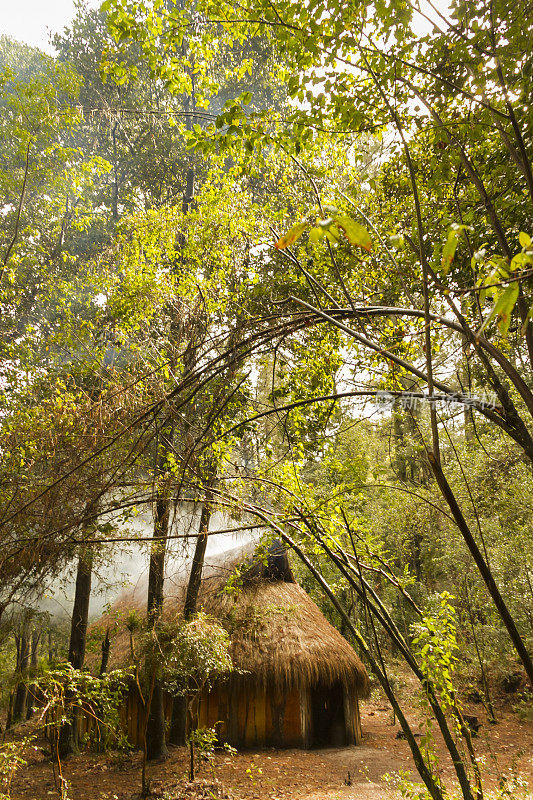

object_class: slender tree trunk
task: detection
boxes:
[158,49,198,750]
[26,628,41,719]
[58,531,95,757]
[168,483,214,746]
[12,622,30,724]
[145,493,170,761]
[183,487,214,621]
[111,120,119,222]
[429,453,533,688]
[99,629,110,676]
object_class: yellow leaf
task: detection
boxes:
[274,222,307,250]
[335,214,372,251]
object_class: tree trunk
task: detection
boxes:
[99,629,110,676]
[26,628,41,719]
[12,623,30,724]
[68,544,93,669]
[183,489,213,621]
[111,120,119,222]
[58,541,94,758]
[145,493,170,761]
[169,485,214,746]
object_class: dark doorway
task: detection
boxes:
[310,682,346,747]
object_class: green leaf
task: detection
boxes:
[334,214,372,251]
[520,303,533,335]
[309,227,324,244]
[511,252,530,270]
[478,281,519,337]
[390,233,404,249]
[325,224,341,244]
[442,229,459,275]
[274,222,307,249]
[441,224,472,274]
[519,231,531,248]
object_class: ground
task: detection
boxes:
[8,688,533,800]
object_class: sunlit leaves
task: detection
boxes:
[274,207,372,252]
[165,613,233,693]
[478,281,519,337]
[412,592,458,707]
[334,214,372,251]
[440,224,472,275]
[476,233,532,337]
[274,222,307,249]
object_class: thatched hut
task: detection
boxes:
[90,544,369,749]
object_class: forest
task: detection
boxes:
[0,0,532,799]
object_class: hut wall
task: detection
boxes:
[282,688,302,746]
[354,695,362,743]
[196,686,229,742]
[87,682,360,750]
[299,687,312,748]
[244,687,267,747]
[343,689,362,745]
[215,683,303,748]
[265,686,301,747]
[228,684,268,748]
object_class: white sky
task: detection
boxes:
[1,0,100,54]
[1,0,450,55]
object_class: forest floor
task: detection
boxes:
[8,682,533,800]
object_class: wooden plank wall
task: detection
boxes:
[223,684,302,748]
[299,686,312,749]
[342,689,362,745]
[78,683,361,750]
[353,693,362,744]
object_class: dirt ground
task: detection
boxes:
[9,692,533,800]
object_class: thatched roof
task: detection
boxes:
[89,545,369,697]
[205,580,369,695]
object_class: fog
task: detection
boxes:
[39,501,262,623]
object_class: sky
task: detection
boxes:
[1,0,450,55]
[0,0,100,54]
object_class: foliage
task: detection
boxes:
[164,613,233,697]
[0,54,110,351]
[0,737,33,800]
[36,663,132,751]
[1,2,533,799]
[275,205,372,252]
[188,725,236,779]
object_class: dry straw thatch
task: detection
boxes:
[205,579,369,696]
[89,548,369,698]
